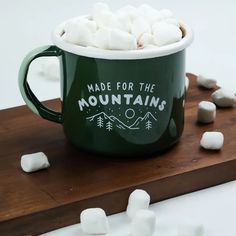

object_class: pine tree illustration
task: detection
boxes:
[97,116,103,128]
[106,121,113,131]
[146,120,152,130]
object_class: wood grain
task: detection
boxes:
[0,74,235,235]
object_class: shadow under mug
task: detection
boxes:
[19,21,193,156]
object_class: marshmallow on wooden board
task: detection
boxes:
[197,101,216,123]
[130,209,156,236]
[80,208,109,235]
[153,22,182,47]
[126,189,151,219]
[185,76,189,91]
[177,222,204,236]
[63,20,94,46]
[131,17,151,39]
[197,75,217,89]
[21,152,50,173]
[212,88,236,107]
[138,33,154,48]
[94,28,137,50]
[200,131,224,150]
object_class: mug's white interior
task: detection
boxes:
[52,16,194,60]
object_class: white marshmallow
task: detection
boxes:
[153,22,182,46]
[63,20,94,46]
[185,76,189,91]
[138,4,161,24]
[21,152,50,173]
[200,131,224,150]
[94,27,110,49]
[165,18,180,27]
[91,2,109,20]
[126,189,150,219]
[138,33,154,48]
[80,208,109,235]
[115,11,132,32]
[40,57,60,81]
[131,17,151,39]
[117,5,140,22]
[178,223,204,236]
[197,75,217,89]
[94,28,137,50]
[197,101,216,123]
[130,209,156,236]
[159,9,174,19]
[109,29,137,50]
[212,88,236,107]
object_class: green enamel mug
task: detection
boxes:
[19,20,193,156]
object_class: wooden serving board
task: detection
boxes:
[0,74,235,235]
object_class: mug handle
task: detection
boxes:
[18,45,62,123]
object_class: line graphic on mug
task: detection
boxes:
[86,111,157,131]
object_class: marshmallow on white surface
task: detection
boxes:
[197,101,216,123]
[153,22,182,47]
[131,17,151,39]
[185,76,189,91]
[130,209,156,236]
[21,152,50,173]
[80,208,109,235]
[197,75,217,89]
[63,20,94,46]
[94,28,137,50]
[212,88,236,107]
[165,18,180,27]
[177,223,204,236]
[126,189,151,219]
[200,132,224,150]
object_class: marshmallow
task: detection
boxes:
[138,33,154,48]
[159,9,174,19]
[212,88,236,107]
[21,152,50,173]
[131,17,151,39]
[153,22,182,46]
[138,4,161,24]
[94,28,137,50]
[126,189,151,219]
[40,57,60,81]
[178,223,204,236]
[80,208,109,235]
[197,101,216,123]
[165,18,180,27]
[200,131,224,150]
[185,76,189,91]
[116,11,132,32]
[197,75,217,89]
[91,2,109,20]
[130,209,156,236]
[63,20,94,46]
[117,5,140,22]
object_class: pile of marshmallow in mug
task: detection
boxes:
[61,3,183,50]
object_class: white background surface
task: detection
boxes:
[1,0,236,235]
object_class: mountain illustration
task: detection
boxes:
[86,111,157,130]
[129,112,157,129]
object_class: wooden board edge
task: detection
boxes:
[1,159,236,236]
